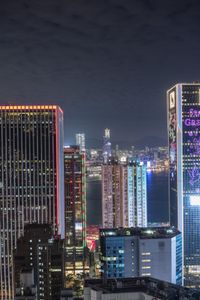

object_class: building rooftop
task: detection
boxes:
[0,105,61,110]
[85,277,200,299]
[167,83,200,95]
[64,145,80,152]
[100,226,180,239]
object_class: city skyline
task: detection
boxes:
[0,89,197,297]
[1,0,200,297]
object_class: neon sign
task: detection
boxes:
[188,166,200,186]
[189,109,200,117]
[184,107,200,187]
[185,119,200,126]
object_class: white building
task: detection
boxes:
[139,234,179,283]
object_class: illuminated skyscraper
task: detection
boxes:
[0,105,64,299]
[75,133,86,152]
[167,83,200,286]
[102,128,112,163]
[64,146,87,278]
[102,160,147,228]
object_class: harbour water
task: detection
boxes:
[147,170,169,224]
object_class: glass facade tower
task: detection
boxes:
[64,146,87,278]
[0,105,64,299]
[167,84,200,286]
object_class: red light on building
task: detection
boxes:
[86,225,99,252]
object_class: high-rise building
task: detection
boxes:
[14,224,64,300]
[0,105,64,299]
[75,133,86,152]
[102,128,112,163]
[64,146,88,278]
[102,160,147,228]
[167,83,200,286]
[100,227,182,285]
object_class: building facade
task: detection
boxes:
[64,146,87,278]
[102,161,147,228]
[36,238,64,299]
[75,133,85,152]
[14,224,64,300]
[100,227,182,285]
[0,105,64,299]
[167,84,200,286]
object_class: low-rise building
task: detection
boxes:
[14,224,64,300]
[84,277,199,300]
[100,227,182,285]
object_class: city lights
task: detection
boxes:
[0,0,199,296]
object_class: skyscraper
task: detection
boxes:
[102,160,147,228]
[75,133,86,152]
[102,128,111,163]
[0,105,64,299]
[64,146,88,278]
[167,83,200,286]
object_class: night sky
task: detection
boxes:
[1,0,200,147]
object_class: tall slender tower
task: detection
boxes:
[0,105,64,299]
[102,160,147,228]
[64,146,87,278]
[167,83,200,286]
[102,128,112,163]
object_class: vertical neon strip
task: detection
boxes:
[82,152,86,247]
[55,107,59,232]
